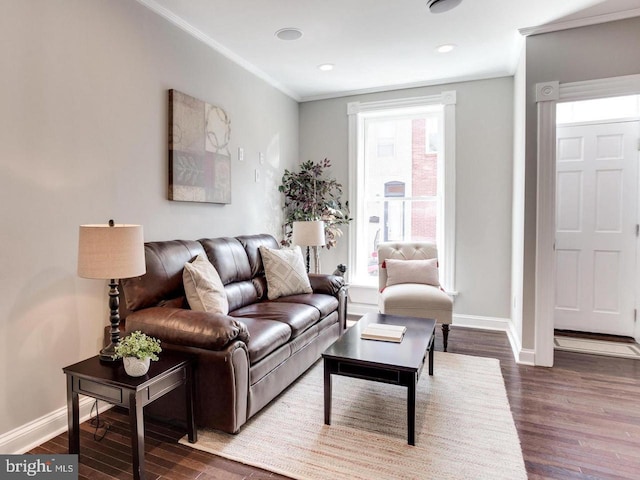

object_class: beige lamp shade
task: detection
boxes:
[77,223,146,280]
[292,220,326,247]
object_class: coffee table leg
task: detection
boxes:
[408,373,416,445]
[429,336,434,376]
[324,360,332,425]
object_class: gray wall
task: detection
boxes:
[299,77,514,319]
[521,17,640,349]
[0,0,298,438]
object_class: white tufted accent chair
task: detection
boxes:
[377,241,453,351]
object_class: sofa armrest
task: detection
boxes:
[126,307,249,351]
[308,273,345,297]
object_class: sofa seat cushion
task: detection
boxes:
[239,317,291,363]
[272,293,339,318]
[249,341,291,386]
[230,302,320,338]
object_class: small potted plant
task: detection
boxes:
[113,330,162,377]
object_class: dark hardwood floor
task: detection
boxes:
[30,327,640,479]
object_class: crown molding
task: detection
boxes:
[301,71,509,103]
[519,8,640,36]
[135,0,301,102]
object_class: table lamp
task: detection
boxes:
[292,220,326,274]
[77,220,146,361]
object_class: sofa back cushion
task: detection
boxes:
[200,234,279,311]
[237,234,279,299]
[121,234,282,317]
[121,240,205,312]
[199,237,256,312]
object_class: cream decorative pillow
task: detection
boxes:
[183,254,229,314]
[385,258,440,287]
[259,245,313,300]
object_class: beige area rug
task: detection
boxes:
[179,352,526,480]
[555,336,640,359]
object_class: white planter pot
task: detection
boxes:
[123,357,151,377]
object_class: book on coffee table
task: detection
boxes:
[361,323,407,343]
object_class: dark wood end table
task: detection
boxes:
[322,312,436,445]
[63,351,197,480]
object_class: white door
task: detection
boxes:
[555,120,639,336]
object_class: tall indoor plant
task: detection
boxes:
[279,158,352,249]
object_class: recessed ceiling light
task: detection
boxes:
[436,44,456,53]
[275,28,303,41]
[427,0,463,14]
[318,63,334,71]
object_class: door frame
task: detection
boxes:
[535,73,640,367]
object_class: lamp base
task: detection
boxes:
[100,279,122,362]
[99,343,119,362]
[313,245,321,274]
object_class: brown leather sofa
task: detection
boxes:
[119,234,346,434]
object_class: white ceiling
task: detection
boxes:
[139,0,640,101]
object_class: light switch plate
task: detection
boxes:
[254,168,260,182]
[238,147,244,161]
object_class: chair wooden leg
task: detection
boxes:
[442,324,450,352]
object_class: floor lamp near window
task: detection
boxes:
[77,220,146,362]
[292,220,326,274]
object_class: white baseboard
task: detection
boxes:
[346,302,378,319]
[506,321,536,365]
[452,313,511,331]
[453,314,536,364]
[0,396,112,454]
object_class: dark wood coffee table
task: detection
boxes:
[322,312,436,445]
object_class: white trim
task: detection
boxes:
[534,99,556,368]
[347,302,379,319]
[519,9,640,37]
[134,0,300,101]
[536,82,559,102]
[507,322,536,366]
[0,397,112,454]
[346,92,457,292]
[535,73,640,367]
[454,314,535,365]
[560,75,640,102]
[347,110,363,284]
[452,314,510,331]
[301,72,508,103]
[347,94,447,115]
[442,92,457,290]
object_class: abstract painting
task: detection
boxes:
[169,89,231,203]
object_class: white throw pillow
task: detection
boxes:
[259,245,313,300]
[385,258,440,287]
[183,254,229,314]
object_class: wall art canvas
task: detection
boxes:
[169,89,232,203]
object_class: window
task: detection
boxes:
[376,121,396,157]
[348,93,456,290]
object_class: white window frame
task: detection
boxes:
[347,92,457,292]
